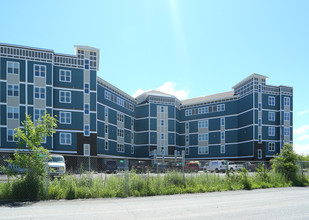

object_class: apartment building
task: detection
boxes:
[0,43,293,166]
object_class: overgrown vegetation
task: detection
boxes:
[1,167,307,201]
[0,113,57,200]
[1,137,308,201]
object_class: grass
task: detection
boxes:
[0,170,307,201]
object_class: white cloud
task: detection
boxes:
[293,143,309,155]
[299,108,309,116]
[132,88,146,98]
[293,125,309,136]
[132,81,189,100]
[297,134,309,141]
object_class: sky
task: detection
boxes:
[0,0,308,154]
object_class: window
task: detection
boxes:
[161,133,164,140]
[185,135,189,143]
[59,91,71,103]
[34,87,45,99]
[217,104,225,112]
[105,107,108,117]
[269,142,275,151]
[7,61,19,74]
[284,97,290,106]
[59,69,71,82]
[258,135,262,143]
[185,147,189,155]
[34,64,46,77]
[131,146,134,154]
[284,112,290,121]
[185,109,192,116]
[268,127,275,136]
[105,125,108,133]
[117,129,124,137]
[84,125,90,136]
[85,59,89,69]
[161,120,164,126]
[84,83,89,94]
[117,144,124,152]
[221,132,225,140]
[8,85,19,97]
[7,129,17,142]
[258,103,262,111]
[258,119,262,127]
[34,109,45,121]
[220,145,225,154]
[117,97,124,107]
[161,106,164,112]
[84,144,90,156]
[90,51,97,67]
[198,146,209,154]
[117,113,124,122]
[60,133,71,145]
[85,104,89,115]
[198,120,208,128]
[268,112,275,121]
[268,96,275,106]
[185,123,189,129]
[221,118,225,126]
[60,112,71,124]
[258,84,262,92]
[8,107,19,119]
[258,149,262,159]
[198,107,208,114]
[105,91,111,100]
[198,133,208,142]
[284,127,290,136]
[105,141,108,151]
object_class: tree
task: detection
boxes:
[271,144,299,181]
[3,113,57,200]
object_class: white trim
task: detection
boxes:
[59,90,71,103]
[53,86,83,92]
[59,111,71,124]
[50,150,77,154]
[59,69,71,82]
[34,64,46,78]
[59,132,72,145]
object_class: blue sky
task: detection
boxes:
[1,0,308,154]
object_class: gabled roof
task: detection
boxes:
[181,91,235,106]
[232,73,268,89]
[135,90,177,104]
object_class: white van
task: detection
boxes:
[47,154,66,177]
[206,160,228,173]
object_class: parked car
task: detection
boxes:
[152,162,167,173]
[185,162,199,172]
[206,160,228,173]
[242,162,256,172]
[106,161,117,174]
[132,161,150,173]
[227,162,240,171]
[167,162,183,172]
[47,154,66,177]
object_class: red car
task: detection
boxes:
[185,162,199,172]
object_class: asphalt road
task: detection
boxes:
[0,187,308,220]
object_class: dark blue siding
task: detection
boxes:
[97,121,105,137]
[53,66,83,89]
[108,124,117,140]
[90,113,96,131]
[150,132,157,144]
[0,105,7,125]
[0,82,6,102]
[20,83,25,104]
